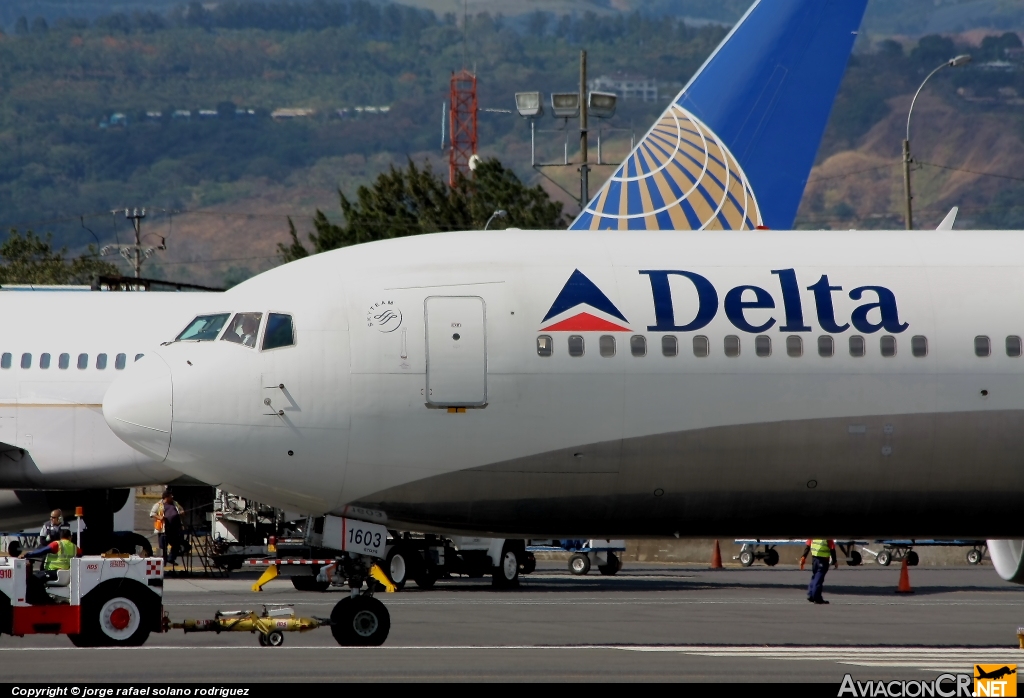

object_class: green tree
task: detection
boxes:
[0,230,119,285]
[279,158,566,262]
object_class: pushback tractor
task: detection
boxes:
[0,515,398,647]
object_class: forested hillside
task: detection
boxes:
[0,0,1022,285]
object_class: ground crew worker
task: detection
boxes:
[152,489,185,571]
[39,509,65,545]
[801,538,838,604]
[19,528,81,604]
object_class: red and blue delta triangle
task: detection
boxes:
[540,269,630,332]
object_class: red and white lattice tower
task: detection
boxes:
[449,70,478,187]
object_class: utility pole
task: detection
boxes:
[902,139,913,231]
[126,208,145,278]
[579,50,589,207]
[101,208,165,279]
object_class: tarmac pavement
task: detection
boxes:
[3,561,1024,682]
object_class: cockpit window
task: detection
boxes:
[262,313,295,351]
[176,313,230,342]
[221,312,263,348]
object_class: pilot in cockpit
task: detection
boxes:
[239,315,258,347]
[223,313,261,348]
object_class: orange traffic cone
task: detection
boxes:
[895,557,914,594]
[711,539,723,569]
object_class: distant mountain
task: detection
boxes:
[4,0,1023,36]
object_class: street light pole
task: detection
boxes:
[579,49,589,208]
[903,54,971,230]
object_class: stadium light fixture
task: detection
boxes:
[515,92,544,118]
[550,92,580,119]
[588,91,617,119]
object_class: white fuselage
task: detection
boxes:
[104,229,1024,538]
[0,291,212,490]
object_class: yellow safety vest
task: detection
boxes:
[44,539,77,571]
[810,539,832,558]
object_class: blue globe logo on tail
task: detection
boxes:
[573,106,761,231]
[569,0,868,232]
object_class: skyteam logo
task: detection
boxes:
[540,269,630,332]
[571,105,762,231]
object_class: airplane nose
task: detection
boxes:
[103,354,173,462]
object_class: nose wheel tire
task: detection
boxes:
[569,553,591,576]
[330,596,391,646]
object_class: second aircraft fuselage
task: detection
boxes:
[105,229,1024,539]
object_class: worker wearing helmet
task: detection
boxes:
[801,539,838,605]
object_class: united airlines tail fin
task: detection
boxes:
[570,0,867,232]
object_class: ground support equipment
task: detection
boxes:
[384,534,532,589]
[862,539,987,567]
[733,540,868,567]
[170,606,325,647]
[0,554,164,646]
[527,539,626,576]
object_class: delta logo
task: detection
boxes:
[976,665,1017,697]
[540,270,630,333]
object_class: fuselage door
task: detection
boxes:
[425,296,486,407]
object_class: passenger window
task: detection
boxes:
[115,353,126,370]
[0,353,9,369]
[724,335,740,357]
[135,354,144,362]
[755,335,771,357]
[568,335,585,357]
[818,336,834,358]
[1008,336,1022,358]
[786,335,802,358]
[975,335,991,357]
[880,335,896,357]
[177,313,230,342]
[661,335,677,357]
[536,335,553,357]
[911,335,928,358]
[222,312,263,348]
[96,353,107,370]
[693,336,709,358]
[263,313,295,350]
[849,335,865,358]
[20,353,31,369]
[77,353,88,370]
[40,353,50,370]
[599,335,615,358]
[630,335,647,357]
[58,353,69,370]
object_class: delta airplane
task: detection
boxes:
[0,0,865,542]
[99,0,1024,646]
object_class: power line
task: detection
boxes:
[806,162,900,182]
[917,161,1024,184]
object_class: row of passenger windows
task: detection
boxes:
[537,334,1024,359]
[0,352,144,370]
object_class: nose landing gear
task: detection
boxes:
[321,554,394,646]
